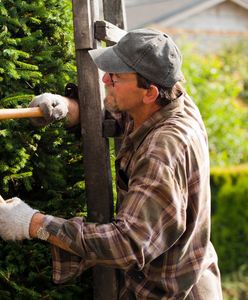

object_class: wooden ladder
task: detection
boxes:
[71,0,127,299]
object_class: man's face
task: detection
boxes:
[102,73,147,114]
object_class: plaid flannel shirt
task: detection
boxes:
[44,93,222,299]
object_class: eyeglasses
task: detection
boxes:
[109,73,137,87]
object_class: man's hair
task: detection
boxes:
[136,73,185,107]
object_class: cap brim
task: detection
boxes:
[89,46,135,74]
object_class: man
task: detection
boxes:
[0,29,223,299]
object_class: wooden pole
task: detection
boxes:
[102,0,127,155]
[0,108,43,120]
[102,0,127,30]
[71,0,118,299]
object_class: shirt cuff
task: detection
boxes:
[43,215,71,241]
[43,215,94,284]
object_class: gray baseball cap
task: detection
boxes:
[89,28,183,88]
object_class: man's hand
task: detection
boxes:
[29,93,69,127]
[0,197,38,241]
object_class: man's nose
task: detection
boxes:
[102,73,112,86]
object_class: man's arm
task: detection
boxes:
[29,94,80,127]
[0,153,187,280]
[64,97,80,127]
[0,197,77,255]
[29,212,77,255]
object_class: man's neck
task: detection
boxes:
[131,104,161,130]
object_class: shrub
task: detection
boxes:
[0,0,92,298]
[222,266,248,300]
[181,43,248,167]
[210,165,248,275]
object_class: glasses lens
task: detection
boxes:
[109,73,114,86]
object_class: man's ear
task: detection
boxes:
[143,85,159,104]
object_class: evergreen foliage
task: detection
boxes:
[0,0,92,298]
[0,0,76,100]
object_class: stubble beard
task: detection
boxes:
[104,94,121,113]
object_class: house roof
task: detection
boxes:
[125,0,248,29]
[125,0,178,7]
[125,0,248,8]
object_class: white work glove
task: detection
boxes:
[0,197,38,241]
[29,93,69,127]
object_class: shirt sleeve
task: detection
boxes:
[44,155,187,283]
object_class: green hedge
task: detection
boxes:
[210,164,248,275]
[0,0,93,298]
